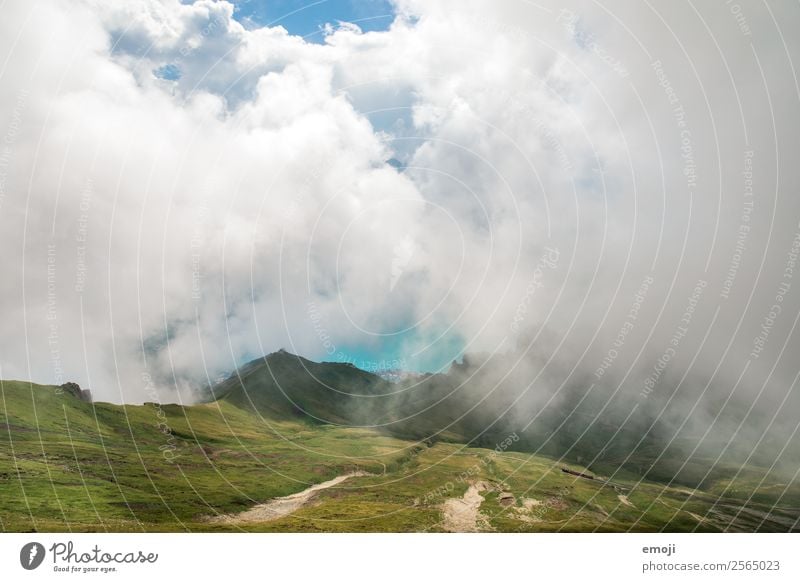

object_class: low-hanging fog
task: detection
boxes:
[1,0,799,469]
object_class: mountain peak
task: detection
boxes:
[212,351,394,425]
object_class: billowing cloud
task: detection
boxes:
[1,0,799,470]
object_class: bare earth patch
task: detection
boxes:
[442,481,491,532]
[521,498,543,509]
[209,472,368,524]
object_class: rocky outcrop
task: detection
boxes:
[60,382,92,402]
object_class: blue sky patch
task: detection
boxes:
[323,327,465,374]
[153,63,182,81]
[231,0,396,43]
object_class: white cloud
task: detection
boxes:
[0,0,799,424]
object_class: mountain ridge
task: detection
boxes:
[2,369,799,532]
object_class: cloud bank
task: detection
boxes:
[0,0,799,467]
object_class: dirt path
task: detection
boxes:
[210,472,368,524]
[442,481,490,532]
[618,494,636,508]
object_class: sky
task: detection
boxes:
[230,0,395,41]
[1,0,800,415]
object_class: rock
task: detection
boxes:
[60,382,92,402]
[498,492,515,507]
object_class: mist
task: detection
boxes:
[1,0,799,477]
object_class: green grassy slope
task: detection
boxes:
[2,376,799,532]
[214,352,800,498]
[0,379,410,531]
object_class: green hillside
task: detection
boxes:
[212,350,395,425]
[1,354,799,532]
[215,352,799,494]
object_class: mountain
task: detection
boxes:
[211,351,799,492]
[211,349,396,425]
[1,353,799,533]
[209,350,534,442]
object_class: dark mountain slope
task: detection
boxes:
[211,351,800,492]
[212,349,396,425]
